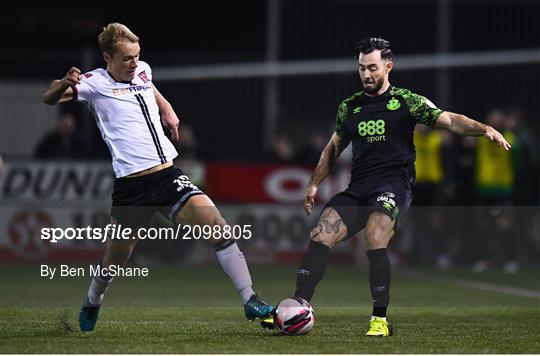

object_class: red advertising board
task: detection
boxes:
[205,164,350,203]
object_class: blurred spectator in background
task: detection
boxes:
[410,125,455,268]
[293,129,327,167]
[34,110,91,159]
[506,107,540,204]
[470,108,519,273]
[262,132,295,163]
[413,125,456,205]
[474,108,515,204]
[498,108,539,272]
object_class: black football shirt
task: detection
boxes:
[335,86,443,182]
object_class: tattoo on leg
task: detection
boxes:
[322,219,341,233]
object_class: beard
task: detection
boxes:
[363,77,384,94]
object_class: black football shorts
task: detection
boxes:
[324,171,413,237]
[110,166,204,230]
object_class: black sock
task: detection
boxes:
[366,248,391,317]
[294,241,330,302]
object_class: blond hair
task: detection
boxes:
[98,23,139,55]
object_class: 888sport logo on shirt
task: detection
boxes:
[357,119,386,143]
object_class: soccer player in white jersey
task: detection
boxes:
[43,22,273,331]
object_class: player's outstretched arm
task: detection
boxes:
[153,85,180,142]
[304,133,350,215]
[434,111,511,150]
[42,67,80,105]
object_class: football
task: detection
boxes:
[274,297,315,335]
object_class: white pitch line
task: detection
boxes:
[400,269,540,299]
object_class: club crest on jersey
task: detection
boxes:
[386,97,401,111]
[138,70,149,83]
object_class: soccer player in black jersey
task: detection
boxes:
[285,37,510,336]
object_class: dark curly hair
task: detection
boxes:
[355,37,393,61]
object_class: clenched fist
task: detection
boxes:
[64,67,82,87]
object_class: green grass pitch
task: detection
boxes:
[1,263,539,353]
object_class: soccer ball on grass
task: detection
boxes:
[273,297,315,335]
